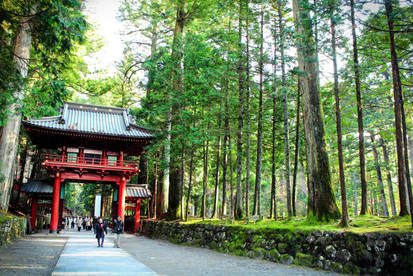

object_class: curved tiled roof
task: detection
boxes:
[24,102,153,139]
[126,184,151,198]
[21,180,53,194]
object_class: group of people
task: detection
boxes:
[94,216,123,248]
[63,216,94,231]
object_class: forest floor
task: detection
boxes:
[182,215,413,233]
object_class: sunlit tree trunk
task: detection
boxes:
[292,73,301,217]
[0,15,33,210]
[292,0,340,221]
[384,0,412,218]
[330,10,348,227]
[270,13,278,220]
[370,133,389,217]
[380,137,397,216]
[277,0,291,217]
[349,0,368,215]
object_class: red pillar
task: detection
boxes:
[134,199,141,233]
[118,177,126,229]
[31,197,37,230]
[50,173,61,233]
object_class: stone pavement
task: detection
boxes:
[0,232,67,276]
[52,230,157,275]
[1,229,339,276]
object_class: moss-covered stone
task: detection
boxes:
[294,253,314,267]
[330,261,343,273]
[343,262,360,275]
[277,242,288,254]
[280,254,294,265]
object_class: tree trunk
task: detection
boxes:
[185,146,194,221]
[212,113,222,218]
[13,138,28,206]
[292,0,340,221]
[226,91,234,219]
[180,147,185,220]
[153,162,158,219]
[270,13,278,220]
[235,0,245,219]
[384,0,411,217]
[349,0,368,215]
[330,13,348,227]
[0,15,33,211]
[253,5,264,217]
[353,172,358,216]
[244,0,251,219]
[370,133,389,216]
[292,75,301,217]
[222,131,228,218]
[277,0,291,217]
[168,0,187,219]
[201,132,209,220]
[380,137,397,216]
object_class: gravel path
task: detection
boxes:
[0,232,67,276]
[121,234,340,276]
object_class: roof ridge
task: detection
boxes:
[65,102,127,112]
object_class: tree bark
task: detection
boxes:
[235,0,245,219]
[253,5,264,217]
[349,0,368,215]
[384,0,411,217]
[168,0,187,219]
[278,0,291,217]
[185,145,194,221]
[153,162,158,219]
[0,15,33,211]
[380,137,397,216]
[201,130,209,220]
[244,0,251,219]
[292,75,301,217]
[292,0,340,221]
[212,113,222,218]
[370,133,389,217]
[330,12,348,227]
[270,12,278,220]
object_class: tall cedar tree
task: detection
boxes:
[329,1,348,226]
[349,0,368,215]
[245,0,251,218]
[253,5,264,217]
[292,0,340,221]
[235,0,245,219]
[278,0,291,217]
[384,0,413,219]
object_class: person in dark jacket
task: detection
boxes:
[95,217,107,247]
[113,216,124,248]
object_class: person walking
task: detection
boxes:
[95,217,107,247]
[77,217,82,232]
[113,216,124,248]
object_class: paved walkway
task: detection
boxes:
[52,231,156,275]
[1,229,339,276]
[0,232,67,276]
[121,234,340,276]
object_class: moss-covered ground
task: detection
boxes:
[181,215,412,233]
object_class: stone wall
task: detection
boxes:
[141,220,413,275]
[0,214,26,248]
